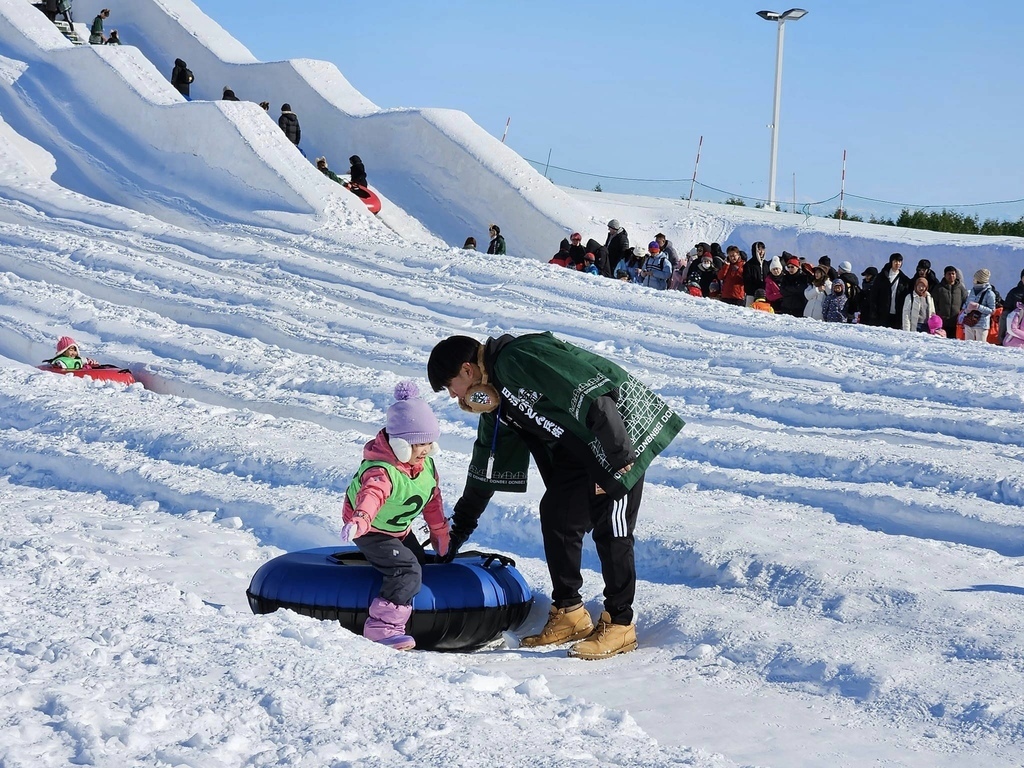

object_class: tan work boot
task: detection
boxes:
[520,604,594,648]
[568,611,638,660]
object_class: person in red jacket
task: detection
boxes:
[717,245,747,306]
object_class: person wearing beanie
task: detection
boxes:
[221,86,239,101]
[170,59,194,99]
[764,256,784,311]
[46,335,98,370]
[640,240,672,289]
[777,254,810,317]
[427,333,683,660]
[959,268,997,342]
[315,156,344,185]
[751,288,775,313]
[339,381,449,650]
[581,251,601,275]
[486,224,506,255]
[278,103,301,146]
[604,220,629,276]
[348,155,368,188]
[1000,267,1024,342]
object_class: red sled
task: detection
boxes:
[39,364,136,385]
[346,183,381,215]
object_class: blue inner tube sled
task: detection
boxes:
[247,547,533,651]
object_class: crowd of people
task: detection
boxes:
[534,219,1024,348]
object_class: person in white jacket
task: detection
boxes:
[803,265,832,320]
[902,277,936,332]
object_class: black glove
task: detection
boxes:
[438,526,470,563]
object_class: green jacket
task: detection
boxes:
[466,333,683,499]
[318,166,343,185]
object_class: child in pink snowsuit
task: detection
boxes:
[341,381,450,650]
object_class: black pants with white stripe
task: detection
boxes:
[536,453,643,626]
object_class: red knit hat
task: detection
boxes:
[56,336,77,356]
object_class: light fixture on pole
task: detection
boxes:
[757,8,807,212]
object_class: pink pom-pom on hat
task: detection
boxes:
[56,336,77,356]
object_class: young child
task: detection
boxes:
[750,288,775,313]
[1003,302,1024,348]
[927,314,947,338]
[46,336,97,370]
[341,381,450,650]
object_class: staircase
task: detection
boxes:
[52,19,84,45]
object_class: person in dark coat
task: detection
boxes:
[549,239,574,268]
[604,220,629,276]
[850,267,879,325]
[278,103,300,144]
[1000,268,1024,342]
[913,259,940,293]
[105,29,120,44]
[486,224,506,255]
[777,256,810,316]
[872,253,913,330]
[584,238,611,278]
[348,155,367,187]
[654,233,679,270]
[685,252,718,297]
[222,86,240,101]
[744,241,768,306]
[706,243,726,269]
[839,272,861,322]
[817,255,839,281]
[567,232,587,270]
[932,265,969,339]
[170,59,193,99]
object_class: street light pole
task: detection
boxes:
[757,8,807,212]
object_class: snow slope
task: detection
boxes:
[1,1,1024,766]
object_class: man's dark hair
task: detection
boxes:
[427,336,481,392]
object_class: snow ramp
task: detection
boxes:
[100,0,594,255]
[0,0,375,230]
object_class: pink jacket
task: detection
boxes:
[1004,307,1024,348]
[342,430,446,538]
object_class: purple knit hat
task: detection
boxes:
[386,381,440,445]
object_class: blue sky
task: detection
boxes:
[196,0,1024,220]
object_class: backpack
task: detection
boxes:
[185,68,194,84]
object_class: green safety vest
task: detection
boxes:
[345,458,438,533]
[51,355,83,370]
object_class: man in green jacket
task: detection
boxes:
[89,8,109,44]
[428,333,683,660]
